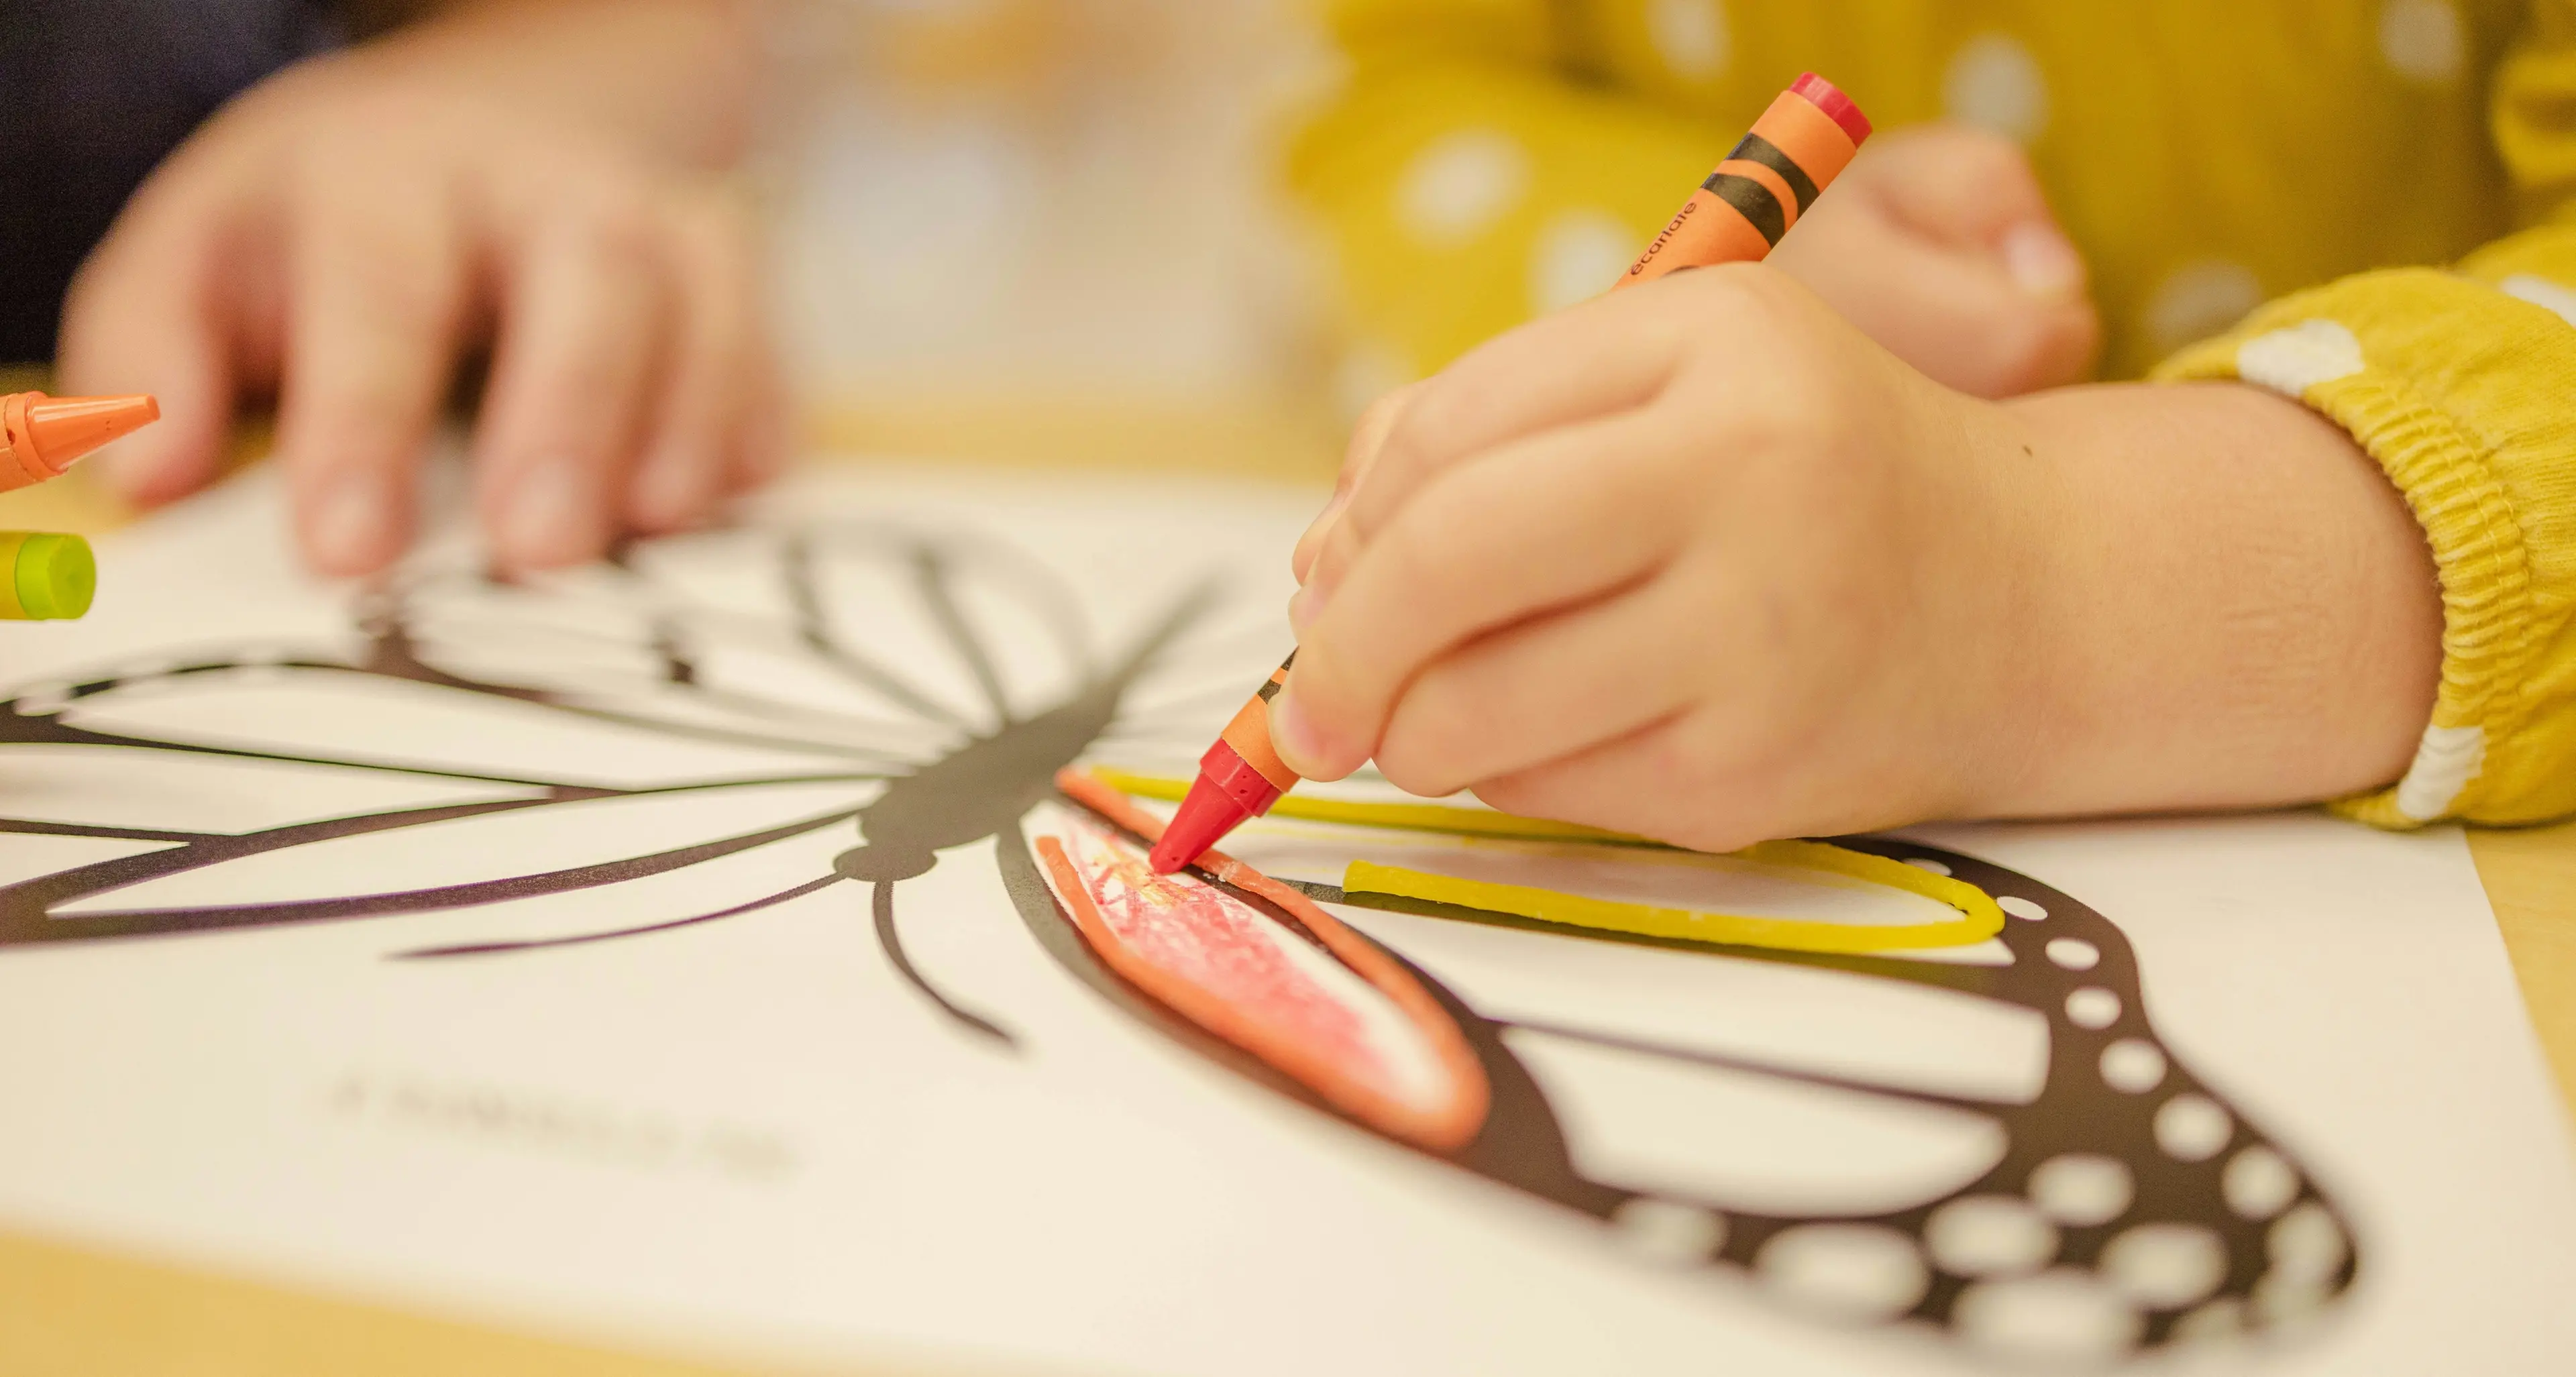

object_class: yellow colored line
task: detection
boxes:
[1081,768,2006,954]
[1083,767,1646,844]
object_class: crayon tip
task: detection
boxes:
[23,394,160,472]
[1150,773,1254,874]
[1790,72,1872,146]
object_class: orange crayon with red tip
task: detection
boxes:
[1148,74,1870,876]
[1150,655,1301,873]
[0,391,161,492]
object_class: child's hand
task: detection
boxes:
[55,0,776,577]
[1273,267,2440,850]
[1768,125,2099,400]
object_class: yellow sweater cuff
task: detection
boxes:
[2155,267,2576,827]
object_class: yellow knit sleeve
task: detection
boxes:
[1285,0,1728,379]
[2153,1,2576,827]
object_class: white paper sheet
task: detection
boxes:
[0,465,2567,1376]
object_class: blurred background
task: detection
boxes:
[763,0,1350,481]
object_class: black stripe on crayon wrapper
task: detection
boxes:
[1258,650,1295,701]
[1700,173,1786,247]
[1726,132,1820,213]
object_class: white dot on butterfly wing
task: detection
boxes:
[1944,34,2049,144]
[2237,319,2365,398]
[2145,260,2265,353]
[1396,129,1532,246]
[1529,210,1640,314]
[2380,0,2465,85]
[1954,1270,2143,1363]
[1648,0,1731,81]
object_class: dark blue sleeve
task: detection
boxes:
[1,0,347,364]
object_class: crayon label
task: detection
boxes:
[1218,696,1301,795]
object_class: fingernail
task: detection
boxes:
[2000,222,2086,300]
[1268,685,1330,777]
[307,470,393,574]
[502,457,600,567]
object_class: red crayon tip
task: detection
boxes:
[1150,773,1256,874]
[1790,72,1872,146]
[1149,734,1291,873]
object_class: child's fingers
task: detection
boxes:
[1293,380,1419,583]
[54,207,242,508]
[473,201,673,572]
[722,341,790,495]
[1291,294,1705,629]
[1271,415,1690,780]
[1330,284,1693,551]
[1805,222,2098,398]
[276,172,470,577]
[1468,713,1734,850]
[626,192,762,533]
[1855,125,2061,254]
[1371,569,1707,798]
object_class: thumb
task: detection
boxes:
[1854,125,2086,299]
[54,198,250,507]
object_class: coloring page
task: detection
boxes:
[0,465,2568,1375]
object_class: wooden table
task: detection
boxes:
[0,425,2567,1377]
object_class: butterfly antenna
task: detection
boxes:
[873,879,1016,1046]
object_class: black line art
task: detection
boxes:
[0,519,2357,1364]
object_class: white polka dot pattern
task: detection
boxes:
[2394,722,2484,821]
[1648,0,1730,81]
[1395,129,1529,246]
[2379,0,2465,85]
[2237,319,2365,397]
[2500,274,2576,328]
[2147,261,2265,352]
[1943,35,2049,143]
[1330,341,1414,428]
[1528,209,1638,314]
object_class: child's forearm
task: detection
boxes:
[1989,382,2443,818]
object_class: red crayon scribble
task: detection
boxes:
[1046,769,1489,1152]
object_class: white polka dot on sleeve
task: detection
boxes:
[1648,0,1731,82]
[1943,35,2049,144]
[2145,261,2264,353]
[2379,0,2465,85]
[1396,129,1529,247]
[2235,319,2365,397]
[1527,209,1639,314]
[2500,274,2576,329]
[2394,723,2485,822]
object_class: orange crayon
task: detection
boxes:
[1148,74,1870,875]
[1149,655,1299,873]
[1618,72,1870,289]
[0,391,162,493]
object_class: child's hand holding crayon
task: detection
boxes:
[1271,266,2443,849]
[54,0,776,578]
